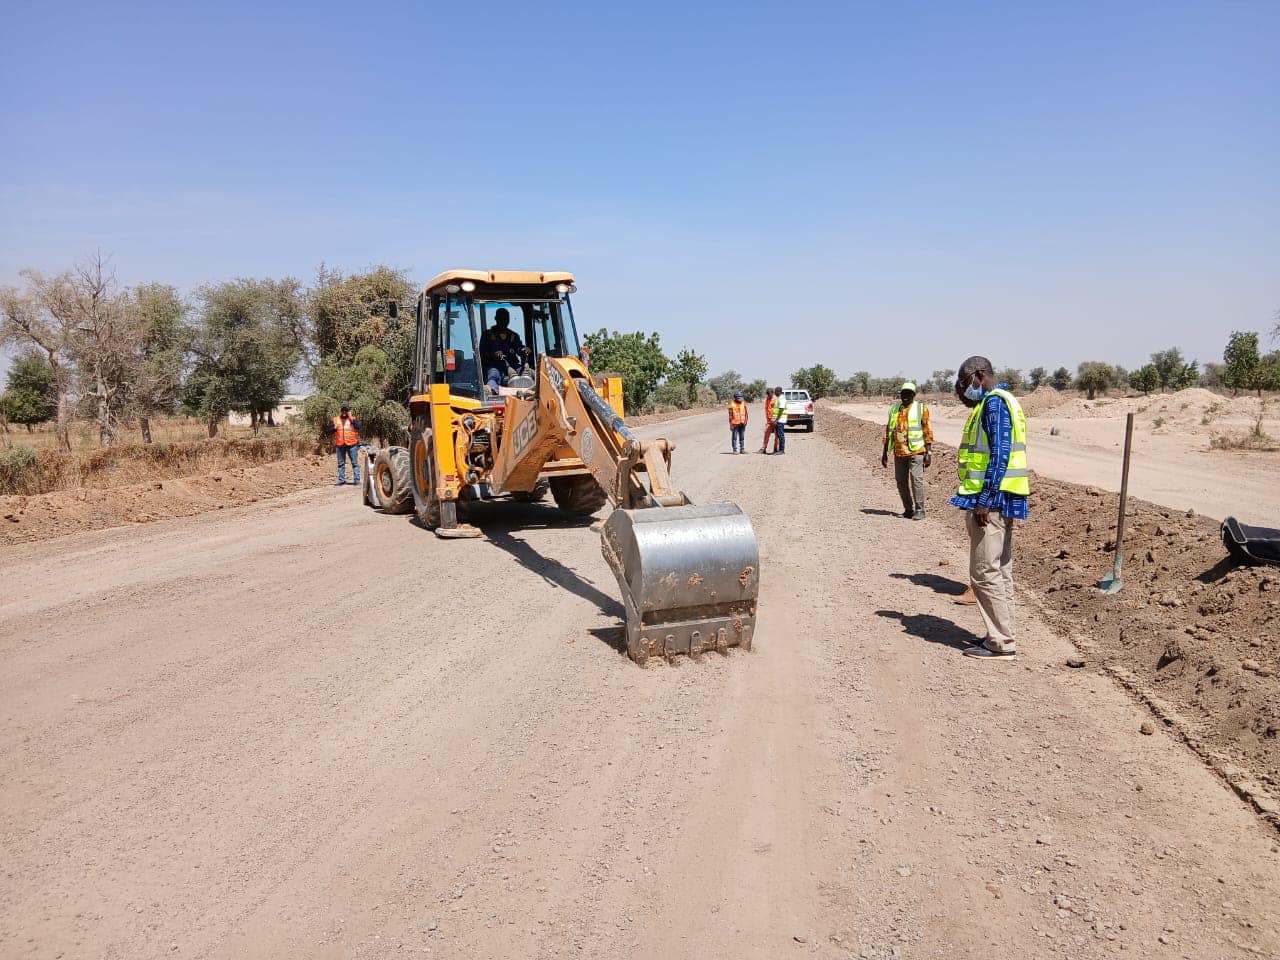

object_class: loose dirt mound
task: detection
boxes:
[1017,385,1069,417]
[1,456,332,544]
[824,405,1280,823]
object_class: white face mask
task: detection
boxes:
[963,376,984,403]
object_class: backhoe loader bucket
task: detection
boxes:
[601,503,760,664]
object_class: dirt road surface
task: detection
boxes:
[836,399,1280,524]
[3,409,1278,959]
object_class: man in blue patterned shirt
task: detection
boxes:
[951,356,1030,659]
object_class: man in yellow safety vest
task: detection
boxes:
[951,356,1030,659]
[881,381,933,519]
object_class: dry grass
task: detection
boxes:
[6,416,277,452]
[1,433,322,496]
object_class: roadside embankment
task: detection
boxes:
[822,402,1280,829]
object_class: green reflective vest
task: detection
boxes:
[773,396,788,423]
[887,400,926,454]
[957,388,1030,496]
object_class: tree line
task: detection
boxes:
[779,334,1280,403]
[0,255,418,450]
[4,256,1276,448]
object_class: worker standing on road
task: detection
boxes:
[771,386,788,454]
[881,381,933,519]
[327,404,362,486]
[728,391,749,454]
[758,389,777,453]
[952,357,1030,659]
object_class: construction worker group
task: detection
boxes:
[730,362,1029,661]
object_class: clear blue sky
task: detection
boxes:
[2,0,1276,385]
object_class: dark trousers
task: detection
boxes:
[774,421,786,452]
[730,423,746,451]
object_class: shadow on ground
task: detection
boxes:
[860,508,901,517]
[889,571,968,597]
[465,502,628,655]
[874,609,972,650]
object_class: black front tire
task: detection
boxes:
[550,475,608,516]
[806,422,814,433]
[376,446,414,514]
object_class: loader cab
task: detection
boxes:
[414,272,582,400]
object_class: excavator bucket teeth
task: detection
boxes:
[601,503,760,663]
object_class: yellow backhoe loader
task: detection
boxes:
[362,269,759,664]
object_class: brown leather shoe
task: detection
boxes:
[955,586,978,605]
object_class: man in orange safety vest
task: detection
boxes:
[326,404,362,485]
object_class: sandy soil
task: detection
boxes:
[836,389,1280,524]
[2,409,1279,959]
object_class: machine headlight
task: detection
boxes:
[556,283,576,294]
[445,284,460,294]
[460,280,476,292]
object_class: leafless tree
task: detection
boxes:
[53,254,138,448]
[0,275,78,451]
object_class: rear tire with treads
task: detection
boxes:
[375,446,413,514]
[550,475,608,516]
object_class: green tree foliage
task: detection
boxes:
[1149,346,1198,391]
[582,329,669,412]
[1,352,57,429]
[1199,361,1225,389]
[1130,364,1161,395]
[303,345,408,445]
[127,283,190,443]
[1222,330,1261,395]
[1258,351,1280,392]
[653,380,692,409]
[670,348,709,405]
[1028,366,1047,389]
[995,367,1025,392]
[1075,361,1114,400]
[309,265,416,390]
[185,279,302,436]
[1049,367,1072,390]
[791,363,837,400]
[743,378,768,402]
[922,369,955,393]
[707,369,745,402]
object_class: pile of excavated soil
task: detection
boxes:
[823,405,1280,823]
[1,456,332,544]
[1016,385,1070,417]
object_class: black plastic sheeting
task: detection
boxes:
[1222,517,1280,567]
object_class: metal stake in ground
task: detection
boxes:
[1098,412,1135,594]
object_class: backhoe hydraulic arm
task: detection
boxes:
[493,356,761,663]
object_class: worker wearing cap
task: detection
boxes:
[881,381,933,519]
[728,391,749,454]
[326,404,362,486]
[770,386,788,454]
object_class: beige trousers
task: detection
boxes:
[894,454,925,513]
[965,510,1016,651]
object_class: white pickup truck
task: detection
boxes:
[783,389,815,432]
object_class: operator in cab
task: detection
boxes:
[480,308,530,394]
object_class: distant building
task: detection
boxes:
[227,394,308,427]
